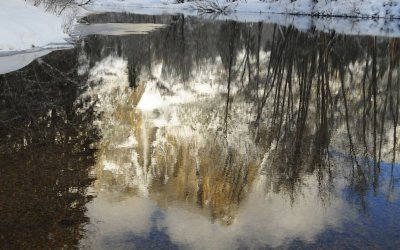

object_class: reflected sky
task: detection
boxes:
[85,175,349,250]
[1,13,400,249]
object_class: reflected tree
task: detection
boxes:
[0,49,99,249]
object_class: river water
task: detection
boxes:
[0,13,400,249]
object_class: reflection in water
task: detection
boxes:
[0,50,99,249]
[1,13,400,249]
[76,14,400,249]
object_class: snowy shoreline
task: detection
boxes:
[88,0,400,19]
[84,2,400,38]
[0,0,75,53]
[2,0,400,56]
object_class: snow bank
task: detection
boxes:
[263,0,400,18]
[0,49,54,75]
[85,1,400,38]
[0,0,71,53]
[87,0,400,19]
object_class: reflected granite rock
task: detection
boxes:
[74,14,400,249]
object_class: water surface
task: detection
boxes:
[1,13,400,249]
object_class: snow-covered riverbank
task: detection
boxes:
[88,0,400,19]
[0,0,75,53]
[2,0,400,56]
[84,1,400,38]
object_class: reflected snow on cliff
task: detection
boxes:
[73,14,400,249]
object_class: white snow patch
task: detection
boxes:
[0,0,71,53]
[86,54,129,97]
[116,135,138,148]
[103,160,120,171]
[0,50,53,75]
[137,80,196,111]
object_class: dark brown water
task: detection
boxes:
[1,13,400,250]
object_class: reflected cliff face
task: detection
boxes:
[1,13,400,249]
[75,14,400,249]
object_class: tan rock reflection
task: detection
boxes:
[79,48,267,226]
[86,69,261,223]
[78,23,400,248]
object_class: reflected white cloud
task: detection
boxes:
[83,174,351,249]
[162,175,350,249]
[84,192,158,250]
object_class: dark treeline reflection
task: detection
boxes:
[0,50,99,248]
[250,28,400,207]
[246,27,400,207]
[79,13,399,211]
